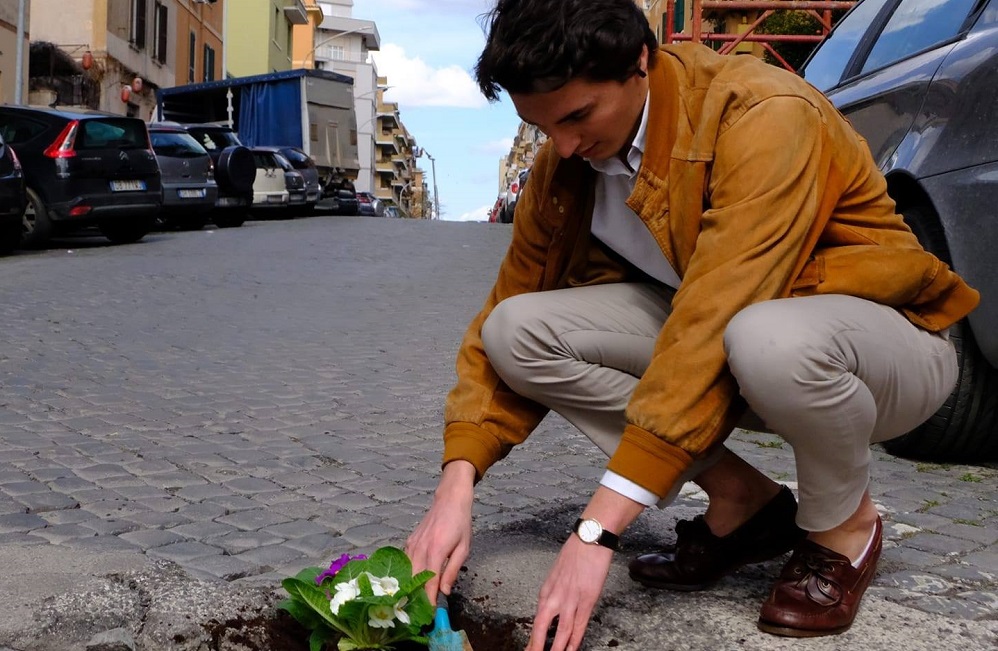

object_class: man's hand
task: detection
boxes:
[405,460,476,605]
[526,535,613,651]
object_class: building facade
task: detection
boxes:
[225,0,308,78]
[29,0,180,118]
[0,2,30,104]
[175,0,224,86]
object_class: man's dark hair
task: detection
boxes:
[475,0,658,101]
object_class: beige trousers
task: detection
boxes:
[480,283,957,531]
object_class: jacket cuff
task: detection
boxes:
[606,424,695,498]
[443,422,504,482]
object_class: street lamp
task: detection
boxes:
[414,147,440,220]
[303,26,374,69]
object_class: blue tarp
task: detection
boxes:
[237,77,302,148]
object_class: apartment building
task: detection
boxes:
[0,2,30,104]
[29,0,178,118]
[373,85,420,216]
[175,0,224,85]
[225,0,309,77]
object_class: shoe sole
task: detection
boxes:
[757,619,852,637]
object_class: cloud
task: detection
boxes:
[374,0,493,16]
[373,44,487,109]
[449,204,492,222]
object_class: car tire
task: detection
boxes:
[98,216,153,244]
[215,146,256,195]
[881,205,998,461]
[21,188,53,248]
[213,211,246,228]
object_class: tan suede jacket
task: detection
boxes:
[442,44,979,498]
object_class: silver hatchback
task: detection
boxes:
[148,124,218,230]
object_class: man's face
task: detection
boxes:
[510,54,648,161]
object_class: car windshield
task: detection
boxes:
[151,131,207,158]
[189,128,240,151]
[273,153,293,171]
[77,119,147,150]
[252,151,280,168]
[281,148,313,168]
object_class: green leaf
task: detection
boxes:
[309,626,335,651]
[296,566,324,584]
[364,546,412,581]
[399,569,435,598]
[283,578,351,636]
[277,596,321,629]
[403,588,435,628]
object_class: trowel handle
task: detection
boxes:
[434,592,453,632]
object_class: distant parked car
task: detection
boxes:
[329,188,359,216]
[252,147,308,215]
[248,148,289,213]
[356,191,385,217]
[799,0,998,461]
[500,168,529,223]
[0,105,161,247]
[181,123,256,228]
[274,146,322,208]
[148,123,218,231]
[488,195,503,223]
[0,132,26,253]
[384,205,402,219]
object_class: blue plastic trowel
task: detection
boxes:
[427,593,473,651]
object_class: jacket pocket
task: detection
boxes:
[790,256,825,295]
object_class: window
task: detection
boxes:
[153,1,168,64]
[287,23,293,53]
[330,45,345,60]
[801,0,892,91]
[77,119,146,150]
[203,44,216,82]
[274,7,280,42]
[860,0,979,74]
[150,131,208,158]
[188,32,196,83]
[131,0,147,49]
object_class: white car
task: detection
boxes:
[250,149,289,209]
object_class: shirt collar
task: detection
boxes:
[587,92,650,178]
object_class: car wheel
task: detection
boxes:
[881,205,998,461]
[98,216,153,244]
[21,188,53,248]
[213,211,246,228]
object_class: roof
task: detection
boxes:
[156,68,354,100]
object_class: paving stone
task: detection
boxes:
[31,524,97,544]
[180,554,264,581]
[123,510,192,529]
[135,497,190,513]
[173,484,236,501]
[204,495,260,512]
[283,533,345,557]
[110,485,172,501]
[17,492,81,513]
[175,502,229,521]
[234,544,306,570]
[0,513,48,533]
[78,519,140,536]
[119,529,188,550]
[1,481,50,496]
[222,477,284,495]
[340,523,404,548]
[0,532,49,545]
[146,541,224,563]
[142,472,208,490]
[899,595,995,619]
[210,530,286,555]
[261,520,330,539]
[216,509,293,532]
[961,550,998,573]
[168,521,238,540]
[66,535,142,553]
[73,464,132,481]
[27,467,73,482]
[936,522,998,546]
[878,571,956,595]
[929,563,998,585]
[905,533,982,556]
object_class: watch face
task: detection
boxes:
[578,519,602,544]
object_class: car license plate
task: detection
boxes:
[178,188,207,199]
[109,180,146,192]
[266,194,284,203]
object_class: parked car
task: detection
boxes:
[0,132,26,253]
[488,195,503,223]
[384,205,402,219]
[252,147,308,214]
[328,188,359,216]
[800,0,998,460]
[274,146,322,208]
[356,191,385,217]
[181,123,256,228]
[148,123,218,231]
[500,168,529,223]
[0,105,161,247]
[248,148,289,213]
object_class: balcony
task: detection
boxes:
[284,0,309,25]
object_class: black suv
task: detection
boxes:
[0,105,161,247]
[0,132,26,253]
[181,124,255,228]
[801,0,998,461]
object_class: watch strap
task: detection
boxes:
[573,518,620,551]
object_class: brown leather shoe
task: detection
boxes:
[758,517,883,637]
[628,485,805,591]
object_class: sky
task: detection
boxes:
[358,0,523,222]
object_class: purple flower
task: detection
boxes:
[315,553,367,585]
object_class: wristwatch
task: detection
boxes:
[573,518,620,551]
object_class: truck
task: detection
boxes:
[155,68,359,191]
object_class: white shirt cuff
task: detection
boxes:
[600,470,660,507]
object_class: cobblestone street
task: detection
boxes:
[0,216,994,650]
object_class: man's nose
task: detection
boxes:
[550,131,581,159]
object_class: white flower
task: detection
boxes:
[368,604,395,629]
[329,579,360,616]
[393,597,411,625]
[365,573,400,596]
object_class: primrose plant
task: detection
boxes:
[280,546,435,651]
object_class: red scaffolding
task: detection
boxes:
[662,0,857,71]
